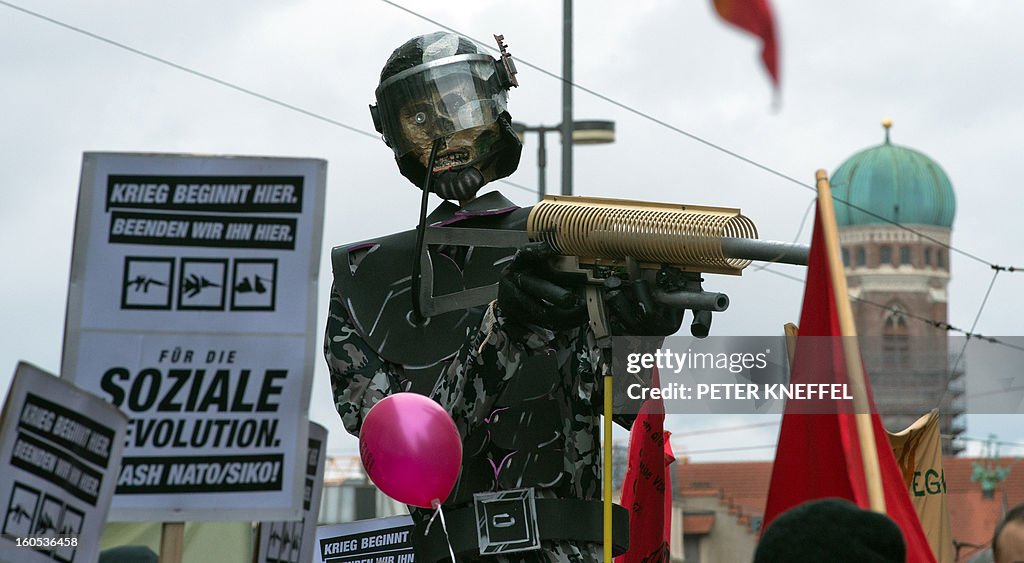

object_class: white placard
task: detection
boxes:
[256,421,328,563]
[61,152,327,521]
[0,362,128,563]
[314,516,416,563]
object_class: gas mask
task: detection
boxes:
[371,32,522,200]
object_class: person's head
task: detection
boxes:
[370,31,522,201]
[754,498,906,563]
[994,504,1024,563]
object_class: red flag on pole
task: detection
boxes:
[711,0,780,87]
[761,171,935,562]
[617,368,675,563]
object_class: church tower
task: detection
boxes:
[831,119,963,453]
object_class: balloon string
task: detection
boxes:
[425,499,457,563]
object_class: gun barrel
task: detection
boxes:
[654,290,730,312]
[721,237,809,266]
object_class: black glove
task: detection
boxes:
[497,242,588,330]
[604,271,686,337]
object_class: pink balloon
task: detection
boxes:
[359,393,462,509]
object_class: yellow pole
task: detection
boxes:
[604,373,614,562]
[815,169,887,514]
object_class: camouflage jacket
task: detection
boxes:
[326,281,615,562]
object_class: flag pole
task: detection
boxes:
[783,322,799,365]
[814,169,888,514]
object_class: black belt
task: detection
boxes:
[413,499,630,562]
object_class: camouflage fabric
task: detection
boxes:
[324,281,409,435]
[326,279,617,562]
[429,302,606,562]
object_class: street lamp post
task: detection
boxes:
[512,120,615,201]
[562,0,573,196]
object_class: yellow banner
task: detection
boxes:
[887,409,953,563]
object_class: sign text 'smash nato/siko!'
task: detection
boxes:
[61,153,326,521]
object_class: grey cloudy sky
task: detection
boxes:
[2,0,1022,462]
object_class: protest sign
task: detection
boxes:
[62,152,326,520]
[315,515,416,563]
[256,421,328,563]
[0,362,128,562]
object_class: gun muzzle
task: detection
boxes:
[691,310,714,338]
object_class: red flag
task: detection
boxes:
[762,182,935,562]
[712,0,780,87]
[617,368,675,563]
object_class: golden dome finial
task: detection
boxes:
[882,118,893,144]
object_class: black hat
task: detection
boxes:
[754,498,907,563]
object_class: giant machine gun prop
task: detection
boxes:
[414,194,809,330]
[411,194,809,560]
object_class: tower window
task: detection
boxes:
[884,307,908,329]
[925,247,932,266]
[900,246,911,266]
[842,248,850,267]
[937,250,946,269]
[880,245,892,265]
[856,247,866,267]
[883,303,910,367]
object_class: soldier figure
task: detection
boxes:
[325,32,684,561]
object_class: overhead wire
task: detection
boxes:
[670,420,780,439]
[11,1,1024,468]
[756,264,1024,352]
[377,0,1022,272]
[677,444,776,456]
[0,0,539,198]
[4,0,1018,273]
[0,0,379,140]
[952,435,1024,451]
[951,269,1004,372]
[377,0,1023,371]
[1,1,1017,351]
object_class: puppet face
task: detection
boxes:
[400,115,502,176]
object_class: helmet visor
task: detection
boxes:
[376,54,508,157]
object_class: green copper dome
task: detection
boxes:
[832,121,956,228]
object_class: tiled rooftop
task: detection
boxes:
[675,456,1024,555]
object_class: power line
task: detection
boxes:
[671,420,779,439]
[4,1,1018,277]
[755,264,1023,348]
[14,2,1019,467]
[0,0,378,140]
[952,270,1004,373]
[377,0,1013,270]
[0,0,539,198]
[677,435,1024,459]
[852,291,1024,352]
[992,265,1023,274]
[678,444,776,456]
[953,435,1024,450]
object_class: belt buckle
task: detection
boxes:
[473,488,541,555]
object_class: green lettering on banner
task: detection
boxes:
[925,469,945,495]
[912,470,924,497]
[910,468,947,497]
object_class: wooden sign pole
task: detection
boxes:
[160,522,185,563]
